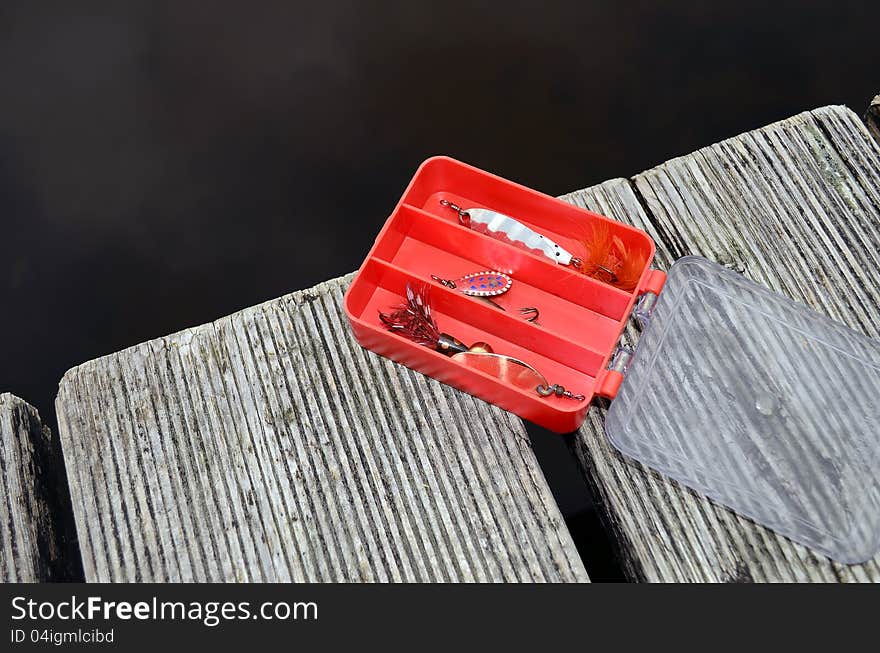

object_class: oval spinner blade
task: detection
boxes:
[452,351,548,392]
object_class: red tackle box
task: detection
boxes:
[343,156,665,433]
[343,156,880,564]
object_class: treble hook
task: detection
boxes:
[596,264,618,282]
[518,307,539,323]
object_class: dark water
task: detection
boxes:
[2,1,877,579]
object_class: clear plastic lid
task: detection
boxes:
[606,256,880,564]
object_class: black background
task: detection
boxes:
[2,1,878,580]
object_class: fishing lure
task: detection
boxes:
[439,199,647,291]
[440,200,583,268]
[430,271,513,297]
[378,283,473,355]
[379,283,582,400]
[429,271,539,322]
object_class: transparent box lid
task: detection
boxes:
[606,256,880,564]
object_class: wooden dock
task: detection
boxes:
[3,100,879,582]
[54,277,587,582]
[564,105,880,582]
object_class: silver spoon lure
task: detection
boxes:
[440,199,582,268]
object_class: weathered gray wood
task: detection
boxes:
[866,94,880,143]
[56,276,589,582]
[561,105,880,581]
[0,394,67,581]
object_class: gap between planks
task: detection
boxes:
[0,394,82,582]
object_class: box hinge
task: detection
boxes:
[633,292,659,329]
[597,347,634,400]
[642,268,667,295]
[600,269,667,399]
[633,269,667,328]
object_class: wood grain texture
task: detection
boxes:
[866,94,880,143]
[0,394,66,581]
[56,276,588,582]
[561,105,880,581]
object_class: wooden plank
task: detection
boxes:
[56,276,589,582]
[562,105,880,581]
[866,94,880,143]
[0,394,69,581]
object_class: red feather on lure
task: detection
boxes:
[378,283,440,347]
